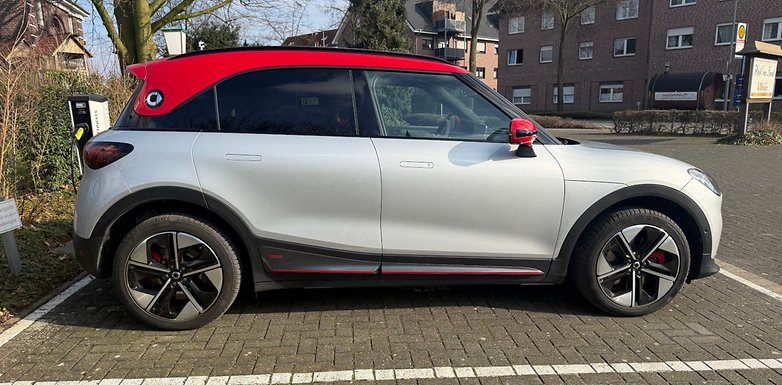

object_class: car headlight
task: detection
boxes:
[688,168,721,196]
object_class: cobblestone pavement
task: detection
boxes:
[550,129,782,286]
[1,131,781,384]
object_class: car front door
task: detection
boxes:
[192,68,382,280]
[363,71,565,276]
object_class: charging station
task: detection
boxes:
[67,94,110,171]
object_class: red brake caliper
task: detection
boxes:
[150,250,163,264]
[650,251,667,264]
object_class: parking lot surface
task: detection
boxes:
[1,131,781,384]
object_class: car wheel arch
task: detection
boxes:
[93,187,261,284]
[549,184,710,283]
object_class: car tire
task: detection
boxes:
[572,208,690,316]
[113,213,242,330]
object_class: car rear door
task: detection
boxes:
[192,68,382,280]
[362,70,565,276]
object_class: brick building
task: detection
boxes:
[328,0,500,89]
[1,0,91,73]
[494,0,782,113]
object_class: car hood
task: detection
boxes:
[543,140,695,189]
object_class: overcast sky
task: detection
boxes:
[82,0,344,74]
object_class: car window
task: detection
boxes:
[216,68,356,136]
[366,71,511,142]
[116,85,218,131]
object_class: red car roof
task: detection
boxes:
[127,48,469,116]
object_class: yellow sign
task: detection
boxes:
[738,25,746,39]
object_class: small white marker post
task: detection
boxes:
[0,198,23,274]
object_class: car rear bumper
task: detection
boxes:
[73,233,107,277]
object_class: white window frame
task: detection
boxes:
[539,46,553,63]
[552,85,575,104]
[493,68,498,79]
[667,27,694,49]
[509,16,525,34]
[507,49,523,65]
[599,82,624,103]
[581,6,595,25]
[715,23,735,46]
[494,44,499,55]
[763,17,782,41]
[614,37,636,57]
[670,0,696,7]
[579,42,593,60]
[476,67,486,79]
[541,11,555,30]
[616,0,639,20]
[477,41,487,53]
[512,87,532,105]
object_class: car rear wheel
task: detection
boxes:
[572,208,690,316]
[113,213,241,330]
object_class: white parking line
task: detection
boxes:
[0,276,93,348]
[717,260,782,302]
[1,358,781,385]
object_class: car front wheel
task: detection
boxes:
[113,213,242,330]
[572,208,690,316]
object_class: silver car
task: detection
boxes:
[73,48,722,330]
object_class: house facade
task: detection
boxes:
[1,0,91,73]
[495,0,782,113]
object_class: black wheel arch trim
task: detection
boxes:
[548,183,714,283]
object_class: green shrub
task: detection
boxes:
[530,110,613,120]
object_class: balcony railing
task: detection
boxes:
[435,47,465,61]
[434,19,466,33]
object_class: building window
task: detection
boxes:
[599,82,624,103]
[456,39,466,49]
[509,16,525,34]
[422,37,434,50]
[494,44,499,55]
[541,11,555,30]
[775,77,782,99]
[552,84,575,104]
[667,27,694,49]
[763,17,782,41]
[581,6,595,25]
[715,24,735,45]
[670,0,696,7]
[493,68,498,79]
[616,0,639,20]
[512,87,532,104]
[508,49,523,65]
[477,41,487,53]
[539,46,553,63]
[579,42,593,60]
[613,37,636,56]
[476,67,486,79]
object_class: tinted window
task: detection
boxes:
[367,71,510,142]
[216,69,356,136]
[116,86,218,131]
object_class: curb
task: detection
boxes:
[0,271,89,333]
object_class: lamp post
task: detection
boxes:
[722,0,738,111]
[162,26,187,56]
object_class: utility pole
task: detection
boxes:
[723,0,738,111]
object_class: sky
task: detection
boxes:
[81,0,344,74]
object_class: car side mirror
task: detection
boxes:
[509,118,537,158]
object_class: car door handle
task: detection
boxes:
[400,161,434,169]
[225,154,262,162]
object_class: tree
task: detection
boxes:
[90,0,232,67]
[347,0,411,53]
[469,0,487,73]
[186,21,240,51]
[496,0,606,111]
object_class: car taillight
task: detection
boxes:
[83,142,134,169]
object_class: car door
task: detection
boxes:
[363,70,565,275]
[192,68,382,279]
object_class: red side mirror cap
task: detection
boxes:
[509,118,537,146]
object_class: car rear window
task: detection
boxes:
[115,83,218,131]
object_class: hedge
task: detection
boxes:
[612,110,782,135]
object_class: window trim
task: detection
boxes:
[613,37,637,57]
[715,23,734,46]
[512,86,532,105]
[580,6,595,25]
[477,41,487,54]
[669,0,696,8]
[541,11,555,30]
[539,45,553,63]
[579,41,594,60]
[763,17,782,41]
[508,16,525,34]
[774,76,782,100]
[476,67,486,79]
[507,49,524,65]
[552,84,575,104]
[666,27,694,50]
[616,0,639,20]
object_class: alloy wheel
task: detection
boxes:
[125,232,223,321]
[595,224,681,308]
